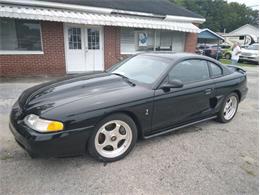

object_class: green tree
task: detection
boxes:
[171,0,259,32]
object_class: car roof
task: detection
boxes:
[137,52,229,73]
[137,52,215,61]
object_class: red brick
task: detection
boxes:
[184,32,197,53]
[104,26,121,70]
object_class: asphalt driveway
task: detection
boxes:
[0,67,258,195]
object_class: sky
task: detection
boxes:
[227,0,259,9]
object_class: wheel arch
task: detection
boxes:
[232,90,241,102]
[102,110,143,139]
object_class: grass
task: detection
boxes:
[220,59,258,67]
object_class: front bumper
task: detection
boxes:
[240,87,248,102]
[239,56,259,62]
[9,119,93,158]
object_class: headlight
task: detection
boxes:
[24,114,64,132]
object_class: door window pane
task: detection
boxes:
[88,29,100,50]
[209,62,222,77]
[169,60,210,83]
[68,27,81,49]
[0,18,42,51]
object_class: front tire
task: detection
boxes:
[225,53,231,60]
[88,114,137,162]
[217,93,239,123]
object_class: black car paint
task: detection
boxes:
[10,53,248,157]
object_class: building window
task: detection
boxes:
[87,29,100,50]
[0,18,42,53]
[68,27,82,50]
[136,30,155,51]
[155,31,173,51]
[120,28,136,54]
[120,28,185,54]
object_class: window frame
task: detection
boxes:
[120,28,185,55]
[68,27,82,50]
[166,59,211,85]
[0,19,44,55]
[207,61,223,79]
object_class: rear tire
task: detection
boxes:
[88,114,137,162]
[217,93,239,123]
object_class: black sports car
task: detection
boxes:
[10,53,248,162]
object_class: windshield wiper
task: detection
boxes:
[112,73,136,86]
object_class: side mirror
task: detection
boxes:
[160,79,183,90]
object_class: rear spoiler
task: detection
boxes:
[226,65,246,74]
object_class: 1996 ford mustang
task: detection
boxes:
[10,53,248,162]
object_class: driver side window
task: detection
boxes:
[168,60,210,84]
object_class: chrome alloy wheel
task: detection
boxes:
[94,120,133,158]
[223,96,238,120]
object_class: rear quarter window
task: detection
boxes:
[209,62,223,77]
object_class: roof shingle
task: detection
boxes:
[38,0,203,18]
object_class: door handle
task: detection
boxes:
[205,88,212,95]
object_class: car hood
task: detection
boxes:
[18,72,152,116]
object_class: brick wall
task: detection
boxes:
[0,21,66,77]
[104,26,121,70]
[184,32,198,53]
[0,22,198,77]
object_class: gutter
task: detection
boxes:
[0,0,205,23]
[165,15,205,24]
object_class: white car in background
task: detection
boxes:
[239,43,259,64]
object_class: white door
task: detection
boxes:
[65,25,104,73]
[65,26,86,73]
[85,27,104,71]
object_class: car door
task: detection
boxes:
[151,59,215,133]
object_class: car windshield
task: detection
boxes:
[247,44,259,50]
[109,55,171,85]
